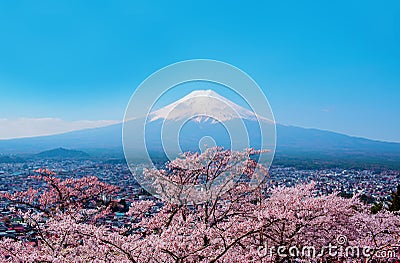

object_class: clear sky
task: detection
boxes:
[0,0,399,141]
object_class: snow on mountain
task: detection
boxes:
[148,90,271,123]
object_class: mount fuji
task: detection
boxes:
[148,89,270,123]
[1,90,400,168]
[122,89,275,158]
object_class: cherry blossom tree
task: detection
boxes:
[0,148,399,262]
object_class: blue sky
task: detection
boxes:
[0,1,399,141]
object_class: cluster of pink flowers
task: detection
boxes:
[0,147,399,262]
[143,147,269,204]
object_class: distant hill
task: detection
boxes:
[0,155,25,163]
[36,148,90,159]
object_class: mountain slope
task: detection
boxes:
[1,122,399,158]
[277,125,400,155]
[0,123,122,154]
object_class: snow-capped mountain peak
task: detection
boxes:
[148,90,270,123]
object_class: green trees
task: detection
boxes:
[389,184,400,212]
[372,184,400,214]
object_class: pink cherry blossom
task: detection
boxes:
[0,147,398,262]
